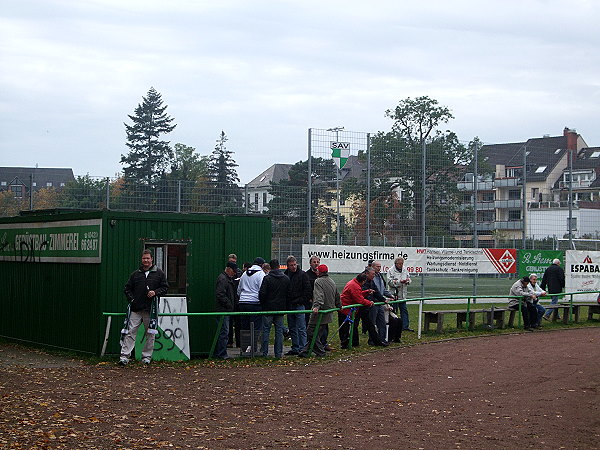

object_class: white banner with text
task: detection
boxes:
[302,245,517,275]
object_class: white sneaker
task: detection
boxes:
[141,357,151,365]
[118,357,129,366]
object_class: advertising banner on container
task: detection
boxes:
[302,245,516,275]
[0,219,102,263]
[565,250,600,302]
[135,297,190,361]
[517,250,564,279]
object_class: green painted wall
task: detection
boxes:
[0,210,271,356]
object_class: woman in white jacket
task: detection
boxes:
[529,273,547,327]
[387,257,412,331]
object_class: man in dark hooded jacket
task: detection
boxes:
[283,255,311,355]
[259,259,290,358]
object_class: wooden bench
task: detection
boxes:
[423,309,486,333]
[558,302,600,322]
[543,305,571,324]
[483,307,515,329]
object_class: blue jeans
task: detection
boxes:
[544,295,560,318]
[214,316,230,358]
[535,303,545,326]
[398,301,410,330]
[369,304,387,343]
[288,305,307,352]
[262,314,284,358]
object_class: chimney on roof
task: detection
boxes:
[563,127,578,151]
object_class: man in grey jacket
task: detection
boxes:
[508,276,538,331]
[299,264,341,357]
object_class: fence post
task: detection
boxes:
[306,312,323,356]
[176,180,181,212]
[105,177,110,210]
[208,315,224,359]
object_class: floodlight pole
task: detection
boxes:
[568,147,574,248]
[328,127,344,245]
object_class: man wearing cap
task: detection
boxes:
[227,253,242,348]
[508,276,538,331]
[214,261,238,359]
[299,264,341,357]
[237,257,267,336]
[338,273,375,349]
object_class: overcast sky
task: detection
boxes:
[1,0,599,183]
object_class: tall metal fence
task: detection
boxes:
[3,128,600,256]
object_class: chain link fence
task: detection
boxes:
[2,128,599,257]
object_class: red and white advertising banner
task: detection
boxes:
[302,245,516,275]
[566,250,600,302]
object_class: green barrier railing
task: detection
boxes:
[101,290,600,358]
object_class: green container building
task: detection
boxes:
[0,210,271,357]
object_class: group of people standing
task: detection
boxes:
[508,258,566,331]
[215,255,414,359]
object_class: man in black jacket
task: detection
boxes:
[259,259,290,358]
[541,258,566,320]
[361,267,387,347]
[284,255,311,355]
[214,261,238,359]
[119,250,169,365]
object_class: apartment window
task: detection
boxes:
[591,151,600,158]
[508,210,521,221]
[479,210,495,222]
[508,189,521,200]
[262,192,267,206]
[254,193,259,210]
[463,194,472,203]
[46,182,53,187]
[482,192,494,202]
[0,181,6,186]
[531,188,539,200]
[340,197,345,206]
[534,166,547,173]
[60,182,65,187]
[32,182,37,187]
[144,243,187,295]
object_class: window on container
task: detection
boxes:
[144,243,187,295]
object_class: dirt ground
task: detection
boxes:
[1,328,599,449]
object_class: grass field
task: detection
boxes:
[329,273,512,298]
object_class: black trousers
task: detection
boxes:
[510,302,537,328]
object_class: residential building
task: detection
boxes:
[0,167,75,199]
[454,128,589,242]
[245,164,292,212]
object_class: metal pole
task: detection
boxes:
[568,148,574,247]
[421,140,426,299]
[105,177,110,210]
[337,167,341,245]
[366,133,371,246]
[29,174,34,210]
[473,142,478,302]
[307,128,312,243]
[335,129,341,245]
[177,180,181,213]
[522,144,527,249]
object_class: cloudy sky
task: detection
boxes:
[1,0,599,183]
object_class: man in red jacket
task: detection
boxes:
[338,273,374,349]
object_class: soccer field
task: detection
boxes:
[330,273,512,301]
